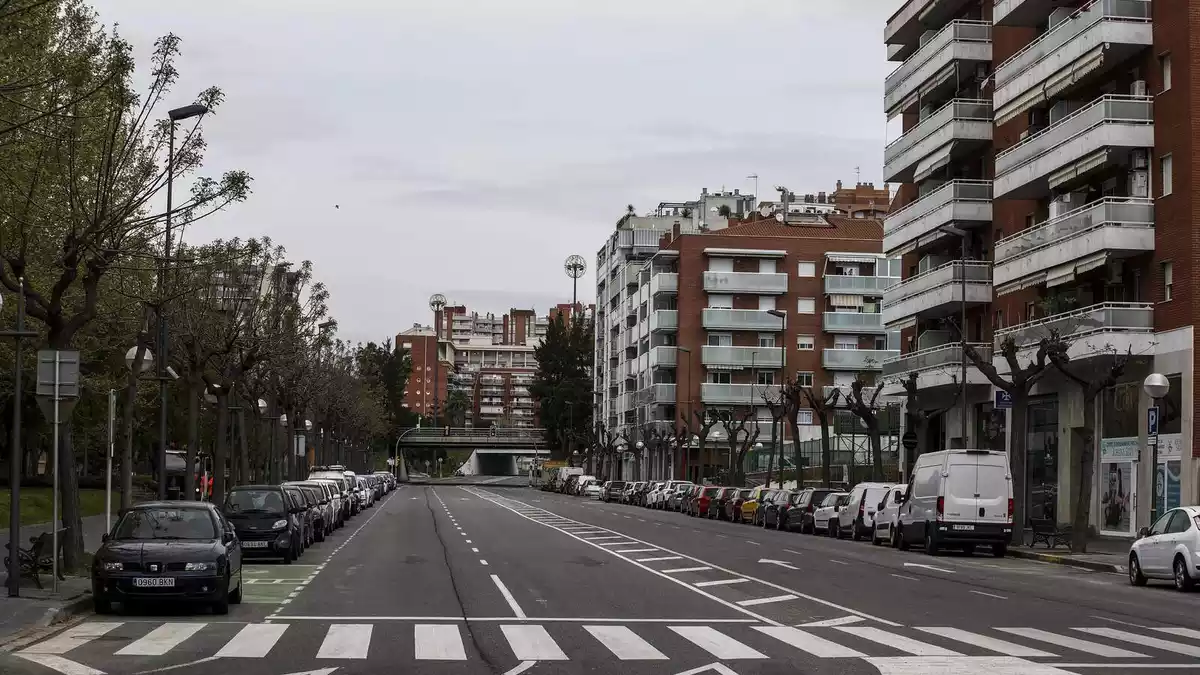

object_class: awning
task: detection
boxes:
[826,252,882,264]
[1045,45,1105,101]
[1075,251,1109,275]
[1046,262,1077,288]
[1049,148,1110,191]
[995,272,1046,297]
[830,294,865,307]
[995,85,1046,127]
[914,143,955,183]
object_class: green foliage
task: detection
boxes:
[444,388,470,428]
[531,315,593,460]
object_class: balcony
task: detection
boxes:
[701,384,782,406]
[883,261,992,327]
[824,275,899,296]
[993,302,1153,374]
[883,180,992,257]
[649,345,678,369]
[701,346,783,369]
[885,21,992,117]
[994,198,1154,292]
[701,309,785,332]
[883,99,993,184]
[822,349,899,371]
[650,273,678,296]
[636,384,677,406]
[885,0,979,61]
[623,330,638,348]
[625,297,637,318]
[649,309,678,333]
[823,312,886,334]
[993,0,1153,125]
[994,96,1153,200]
[702,271,788,295]
[882,342,994,393]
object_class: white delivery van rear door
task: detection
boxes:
[943,453,979,522]
[975,452,1012,525]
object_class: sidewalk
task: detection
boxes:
[1007,536,1131,573]
[0,512,112,558]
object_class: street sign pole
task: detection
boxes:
[1149,404,1161,522]
[51,351,59,593]
[106,389,115,535]
[35,350,81,594]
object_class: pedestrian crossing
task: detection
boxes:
[17,619,1200,667]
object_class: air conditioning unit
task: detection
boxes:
[1131,80,1148,97]
[1129,170,1149,198]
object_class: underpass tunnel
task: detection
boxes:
[475,452,517,476]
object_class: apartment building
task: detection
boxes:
[396,306,550,429]
[882,0,1190,537]
[596,194,898,483]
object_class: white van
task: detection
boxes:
[896,449,1013,556]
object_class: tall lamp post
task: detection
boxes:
[158,103,210,500]
[2,280,38,597]
[564,255,586,316]
[1144,373,1170,524]
[429,294,447,429]
[277,413,289,481]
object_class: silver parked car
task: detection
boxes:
[1129,506,1200,591]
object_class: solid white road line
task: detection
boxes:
[662,566,711,574]
[215,623,289,658]
[492,575,527,619]
[584,625,669,660]
[636,556,682,562]
[115,622,206,656]
[753,626,865,658]
[835,626,961,656]
[1074,627,1200,658]
[736,594,797,607]
[15,654,104,675]
[695,578,750,588]
[915,627,1057,657]
[617,548,660,554]
[797,616,864,628]
[864,656,1079,675]
[995,627,1146,658]
[501,625,568,660]
[890,574,919,581]
[21,622,124,654]
[669,626,767,660]
[970,590,1008,599]
[414,624,467,660]
[316,624,373,659]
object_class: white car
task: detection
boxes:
[872,485,907,546]
[812,492,849,535]
[582,480,602,498]
[835,482,895,541]
[573,475,596,496]
[1129,505,1200,591]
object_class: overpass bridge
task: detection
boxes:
[395,427,549,478]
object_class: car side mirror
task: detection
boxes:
[222,531,235,545]
[101,533,110,543]
[1137,526,1150,539]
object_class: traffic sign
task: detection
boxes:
[1148,406,1160,436]
[902,431,918,452]
[994,390,1013,410]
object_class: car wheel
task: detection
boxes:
[890,526,900,549]
[283,545,294,564]
[93,593,113,615]
[962,544,976,556]
[1175,556,1195,591]
[230,575,243,604]
[871,529,881,546]
[924,528,939,556]
[212,574,231,615]
[897,526,910,551]
[1129,553,1148,586]
[828,521,837,538]
[851,522,862,542]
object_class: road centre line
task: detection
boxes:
[970,590,1007,599]
[491,575,526,619]
[468,487,898,627]
[266,615,761,623]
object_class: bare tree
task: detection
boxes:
[785,382,840,487]
[761,390,791,488]
[717,409,761,486]
[843,375,886,480]
[691,408,720,482]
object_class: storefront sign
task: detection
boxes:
[1100,437,1139,461]
[1157,433,1183,460]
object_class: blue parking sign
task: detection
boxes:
[994,390,1013,410]
[1148,406,1160,436]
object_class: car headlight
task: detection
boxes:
[184,562,216,572]
[272,519,289,530]
[102,561,124,571]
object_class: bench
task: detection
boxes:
[4,530,66,590]
[1029,518,1072,549]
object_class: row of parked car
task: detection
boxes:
[91,466,399,614]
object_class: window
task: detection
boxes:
[796,371,814,387]
[797,262,816,277]
[758,333,776,348]
[796,335,815,350]
[1163,261,1174,301]
[1162,53,1172,92]
[759,259,777,273]
[797,409,814,425]
[757,371,775,385]
[834,336,857,350]
[708,371,731,384]
[709,257,734,272]
[797,297,816,314]
[708,333,732,346]
[758,296,776,311]
[995,309,1004,329]
[1162,154,1173,196]
[708,294,733,309]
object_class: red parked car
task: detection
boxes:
[690,486,721,517]
[708,487,737,519]
[724,488,753,522]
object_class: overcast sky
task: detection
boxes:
[88,0,897,346]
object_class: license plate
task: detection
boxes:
[952,524,975,531]
[243,540,269,548]
[133,577,175,588]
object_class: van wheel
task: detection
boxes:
[897,526,909,551]
[833,522,842,540]
[924,528,939,556]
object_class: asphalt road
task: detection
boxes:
[5,484,1200,675]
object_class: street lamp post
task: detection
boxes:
[277,413,288,481]
[158,103,210,501]
[635,440,645,481]
[2,280,39,597]
[429,294,447,429]
[564,255,586,316]
[1144,373,1170,524]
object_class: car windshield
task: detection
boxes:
[820,493,842,507]
[113,508,215,540]
[225,489,287,516]
[739,489,751,498]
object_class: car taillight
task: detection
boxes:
[1007,498,1014,523]
[859,500,865,516]
[806,504,814,513]
[935,496,944,521]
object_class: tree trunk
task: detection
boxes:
[868,419,883,481]
[213,395,230,505]
[820,415,832,488]
[184,380,201,501]
[284,413,296,482]
[57,424,84,572]
[1009,393,1029,546]
[237,408,250,489]
[765,422,776,487]
[1071,391,1098,553]
[119,344,148,510]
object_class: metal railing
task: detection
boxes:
[884,99,992,166]
[883,342,992,376]
[884,180,993,235]
[885,20,992,97]
[884,260,992,305]
[636,384,677,406]
[822,349,899,370]
[995,302,1153,347]
[824,275,899,295]
[396,427,546,442]
[995,198,1154,264]
[650,273,678,295]
[823,312,885,332]
[648,346,678,368]
[701,309,785,331]
[650,309,678,332]
[994,0,1151,89]
[701,383,782,405]
[995,95,1153,175]
[702,271,789,294]
[701,346,784,368]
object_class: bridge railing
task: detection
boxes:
[396,427,547,443]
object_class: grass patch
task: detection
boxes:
[0,488,115,528]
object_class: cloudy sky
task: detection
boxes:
[88,0,897,345]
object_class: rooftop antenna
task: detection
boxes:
[855,166,861,183]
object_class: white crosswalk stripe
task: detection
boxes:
[414,624,467,660]
[585,625,668,660]
[316,624,373,659]
[836,626,961,656]
[115,623,206,656]
[21,622,123,655]
[995,627,1147,658]
[914,627,1056,658]
[215,623,289,658]
[754,626,865,658]
[1074,627,1200,658]
[670,625,767,659]
[500,624,568,660]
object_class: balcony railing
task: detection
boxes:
[702,271,788,295]
[885,20,992,115]
[650,273,678,295]
[883,342,992,377]
[995,302,1153,348]
[701,309,785,331]
[883,99,992,181]
[649,345,678,369]
[650,309,678,332]
[824,275,899,296]
[701,383,782,406]
[882,261,993,326]
[822,349,899,370]
[885,260,993,305]
[883,180,992,252]
[636,384,677,406]
[701,346,783,368]
[823,312,885,333]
